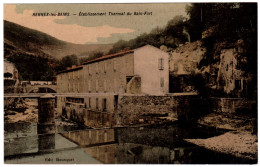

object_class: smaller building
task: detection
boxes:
[4,60,19,93]
[169,41,204,93]
[217,47,249,97]
[4,59,18,80]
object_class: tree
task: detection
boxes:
[186,3,257,75]
[108,15,189,54]
[57,54,79,71]
[7,53,55,81]
[79,51,104,64]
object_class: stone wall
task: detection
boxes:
[116,94,201,126]
[59,94,201,128]
[199,97,257,133]
[210,97,256,114]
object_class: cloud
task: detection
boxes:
[4,4,135,44]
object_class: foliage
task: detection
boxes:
[79,51,104,64]
[187,3,257,75]
[109,15,189,54]
[55,55,79,71]
[7,54,54,81]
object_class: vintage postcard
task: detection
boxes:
[3,3,257,164]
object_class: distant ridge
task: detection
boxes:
[4,20,113,59]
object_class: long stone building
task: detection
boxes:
[57,45,169,95]
[56,45,170,126]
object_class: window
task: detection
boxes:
[113,60,117,71]
[88,66,90,76]
[174,62,178,72]
[104,62,107,73]
[243,79,246,90]
[158,58,164,70]
[114,79,117,92]
[88,80,91,92]
[104,80,107,92]
[96,63,99,74]
[68,83,70,92]
[126,76,133,84]
[77,83,80,92]
[95,80,98,92]
[160,77,164,88]
[235,80,241,90]
[89,98,91,108]
[96,98,99,110]
[102,98,107,112]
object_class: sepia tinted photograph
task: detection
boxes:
[3,2,257,164]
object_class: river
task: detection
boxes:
[4,121,256,164]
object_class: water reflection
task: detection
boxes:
[61,124,255,164]
[61,129,115,146]
[4,122,256,164]
[38,134,55,152]
[83,144,116,164]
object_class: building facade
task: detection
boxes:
[56,45,169,122]
[217,48,249,96]
[169,41,204,93]
[4,59,18,80]
[4,59,19,93]
[57,45,169,95]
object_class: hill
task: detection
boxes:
[4,20,113,59]
[4,20,113,81]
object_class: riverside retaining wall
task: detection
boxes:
[60,94,202,128]
[210,97,256,114]
[116,94,201,126]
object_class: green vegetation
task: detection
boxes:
[79,51,104,64]
[187,3,257,75]
[7,54,54,81]
[4,3,256,85]
[109,15,188,54]
[109,3,257,76]
[55,55,79,72]
[4,20,111,81]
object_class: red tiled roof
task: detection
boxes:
[82,49,134,65]
[57,65,83,74]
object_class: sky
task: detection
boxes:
[4,3,188,44]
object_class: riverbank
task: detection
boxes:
[4,98,80,127]
[185,131,257,160]
[4,98,258,163]
[184,111,258,161]
[4,98,38,123]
